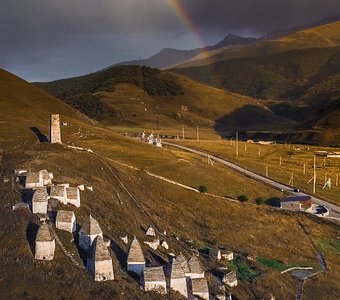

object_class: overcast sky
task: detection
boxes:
[1,0,340,82]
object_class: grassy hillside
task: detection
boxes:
[0,69,93,145]
[169,21,340,141]
[36,65,294,132]
[1,69,340,299]
[172,47,340,140]
[173,47,340,100]
[36,66,183,122]
[174,21,340,69]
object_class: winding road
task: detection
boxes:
[164,142,340,220]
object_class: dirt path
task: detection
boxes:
[48,222,85,269]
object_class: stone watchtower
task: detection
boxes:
[50,114,61,144]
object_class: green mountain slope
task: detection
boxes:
[172,47,340,137]
[172,47,340,100]
[36,65,293,132]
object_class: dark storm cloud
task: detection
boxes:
[1,0,340,81]
[180,0,340,35]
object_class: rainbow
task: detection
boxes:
[167,0,218,85]
[167,0,207,46]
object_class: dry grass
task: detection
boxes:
[1,68,339,299]
[173,140,340,205]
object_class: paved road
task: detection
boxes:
[164,142,340,219]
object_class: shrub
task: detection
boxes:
[192,240,210,255]
[237,195,248,203]
[169,230,180,239]
[255,197,264,205]
[198,185,208,193]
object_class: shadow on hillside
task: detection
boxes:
[265,197,281,207]
[214,105,278,136]
[26,222,39,256]
[110,240,127,268]
[73,224,88,267]
[20,188,34,204]
[30,127,49,143]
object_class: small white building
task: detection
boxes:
[120,235,129,244]
[221,251,234,261]
[35,224,55,260]
[141,266,167,294]
[191,277,209,300]
[146,225,156,236]
[66,187,80,207]
[25,172,43,189]
[161,240,169,250]
[215,286,228,300]
[170,259,188,298]
[56,210,76,233]
[50,185,67,204]
[39,170,53,186]
[127,237,146,276]
[188,255,204,279]
[147,134,154,144]
[79,215,103,252]
[32,187,49,214]
[154,138,162,147]
[87,236,114,282]
[144,237,160,250]
[222,270,238,287]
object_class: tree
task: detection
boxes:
[237,194,248,203]
[198,185,208,193]
[255,197,264,205]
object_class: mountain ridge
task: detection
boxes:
[173,21,340,69]
[110,34,258,70]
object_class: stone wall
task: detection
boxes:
[144,281,167,294]
[35,240,55,260]
[170,278,188,298]
[50,114,61,144]
[94,260,114,281]
[56,220,76,233]
[32,201,48,214]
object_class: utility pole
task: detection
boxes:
[236,132,239,157]
[303,162,306,175]
[279,155,282,166]
[258,146,261,157]
[313,156,316,194]
[336,173,339,187]
[182,124,185,140]
[265,165,268,177]
[289,171,294,186]
[196,125,199,142]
